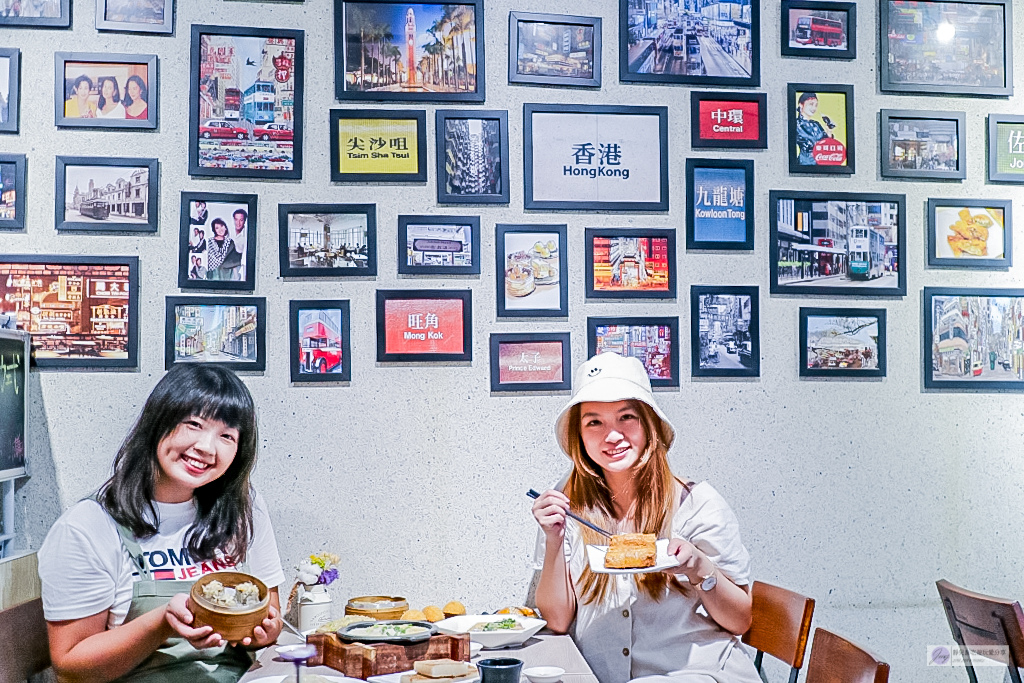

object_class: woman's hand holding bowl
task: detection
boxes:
[236,603,282,648]
[165,593,222,648]
[532,489,569,542]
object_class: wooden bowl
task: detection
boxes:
[189,571,270,642]
[345,595,409,621]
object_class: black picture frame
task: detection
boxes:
[879,0,1012,97]
[278,203,377,278]
[96,0,173,34]
[489,332,572,393]
[0,254,140,369]
[924,287,1024,390]
[768,189,907,297]
[188,24,304,180]
[690,285,760,378]
[880,109,966,181]
[164,295,267,371]
[987,114,1024,183]
[397,214,481,276]
[0,154,27,230]
[587,316,680,388]
[289,299,352,382]
[799,307,886,378]
[508,11,602,88]
[584,227,676,300]
[375,289,472,363]
[787,83,855,175]
[54,52,158,130]
[0,48,21,134]
[689,91,767,150]
[435,109,510,205]
[329,109,427,183]
[926,198,1012,269]
[334,0,485,103]
[178,192,258,291]
[523,102,669,212]
[495,223,569,318]
[780,0,856,60]
[55,156,159,233]
[685,158,754,251]
[0,328,29,481]
[619,0,760,87]
[0,0,70,27]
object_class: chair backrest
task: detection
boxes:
[0,597,51,683]
[936,578,1024,683]
[804,628,889,683]
[742,581,815,683]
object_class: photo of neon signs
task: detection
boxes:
[587,316,679,387]
[585,228,675,299]
[686,159,754,250]
[289,299,351,382]
[165,296,266,371]
[398,214,480,275]
[800,307,885,378]
[509,12,601,87]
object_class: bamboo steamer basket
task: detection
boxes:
[345,595,409,621]
[190,571,270,642]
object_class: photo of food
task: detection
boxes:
[63,163,150,226]
[502,231,560,311]
[935,207,1002,260]
[803,310,883,374]
[591,234,671,294]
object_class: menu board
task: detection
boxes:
[0,330,28,480]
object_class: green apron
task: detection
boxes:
[106,508,254,683]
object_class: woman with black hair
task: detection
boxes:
[38,364,285,682]
[206,217,236,281]
[64,75,96,118]
[123,75,149,120]
[96,76,126,118]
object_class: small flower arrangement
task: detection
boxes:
[296,552,340,587]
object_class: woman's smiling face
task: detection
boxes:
[578,400,648,476]
[154,415,238,503]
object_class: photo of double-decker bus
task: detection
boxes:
[793,15,845,48]
[848,226,885,279]
[299,309,343,374]
[223,87,242,121]
[242,81,275,125]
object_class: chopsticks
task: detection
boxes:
[527,489,613,538]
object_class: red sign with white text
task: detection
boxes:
[812,138,847,165]
[698,101,761,141]
[384,298,464,354]
[498,341,564,384]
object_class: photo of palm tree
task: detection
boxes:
[341,2,478,96]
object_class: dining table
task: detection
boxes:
[239,631,599,683]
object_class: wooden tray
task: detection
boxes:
[306,632,471,680]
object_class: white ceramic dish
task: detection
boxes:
[470,641,483,658]
[434,614,546,649]
[523,666,565,683]
[248,675,361,683]
[585,538,680,575]
[367,670,479,683]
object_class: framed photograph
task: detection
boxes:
[781,1,856,59]
[0,329,29,481]
[927,198,1011,269]
[0,48,20,134]
[0,0,70,27]
[881,109,966,180]
[335,0,485,103]
[924,287,1024,390]
[0,154,26,230]
[55,156,158,233]
[584,228,676,299]
[523,103,668,212]
[54,52,157,130]
[289,299,351,382]
[685,158,754,251]
[496,223,568,318]
[96,0,173,34]
[619,0,759,87]
[587,316,679,388]
[329,109,427,183]
[375,289,472,363]
[398,214,480,275]
[880,0,1012,97]
[800,307,886,378]
[165,296,266,371]
[0,255,139,369]
[769,190,907,297]
[278,203,376,278]
[508,12,601,88]
[189,25,304,179]
[436,109,509,204]
[788,83,854,175]
[489,332,571,393]
[178,192,258,291]
[987,114,1024,183]
[690,285,759,378]
[690,91,767,150]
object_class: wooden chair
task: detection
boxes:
[804,628,889,683]
[742,581,815,683]
[0,597,51,683]
[936,578,1024,683]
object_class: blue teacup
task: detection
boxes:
[478,657,524,683]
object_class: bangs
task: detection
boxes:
[148,365,255,440]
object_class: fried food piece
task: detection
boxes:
[401,609,427,621]
[958,207,974,223]
[422,605,445,622]
[604,533,657,569]
[948,235,988,257]
[442,600,466,617]
[496,606,537,618]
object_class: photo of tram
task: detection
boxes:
[847,226,885,279]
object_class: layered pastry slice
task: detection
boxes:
[603,532,657,569]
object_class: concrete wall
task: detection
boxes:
[6,1,1024,680]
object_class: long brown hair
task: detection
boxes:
[563,399,690,604]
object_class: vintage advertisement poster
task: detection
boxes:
[792,89,848,168]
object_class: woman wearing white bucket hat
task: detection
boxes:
[531,353,759,683]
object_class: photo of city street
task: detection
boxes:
[929,294,1024,383]
[886,117,959,173]
[172,303,259,363]
[591,320,676,384]
[805,314,880,371]
[623,0,754,81]
[64,165,150,225]
[443,117,503,197]
[695,292,753,371]
[0,162,16,220]
[515,18,595,80]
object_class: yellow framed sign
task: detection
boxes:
[330,109,427,183]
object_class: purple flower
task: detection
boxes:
[318,568,339,586]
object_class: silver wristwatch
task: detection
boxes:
[693,569,718,592]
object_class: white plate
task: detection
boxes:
[434,614,546,649]
[586,538,680,575]
[247,676,361,683]
[367,670,479,683]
